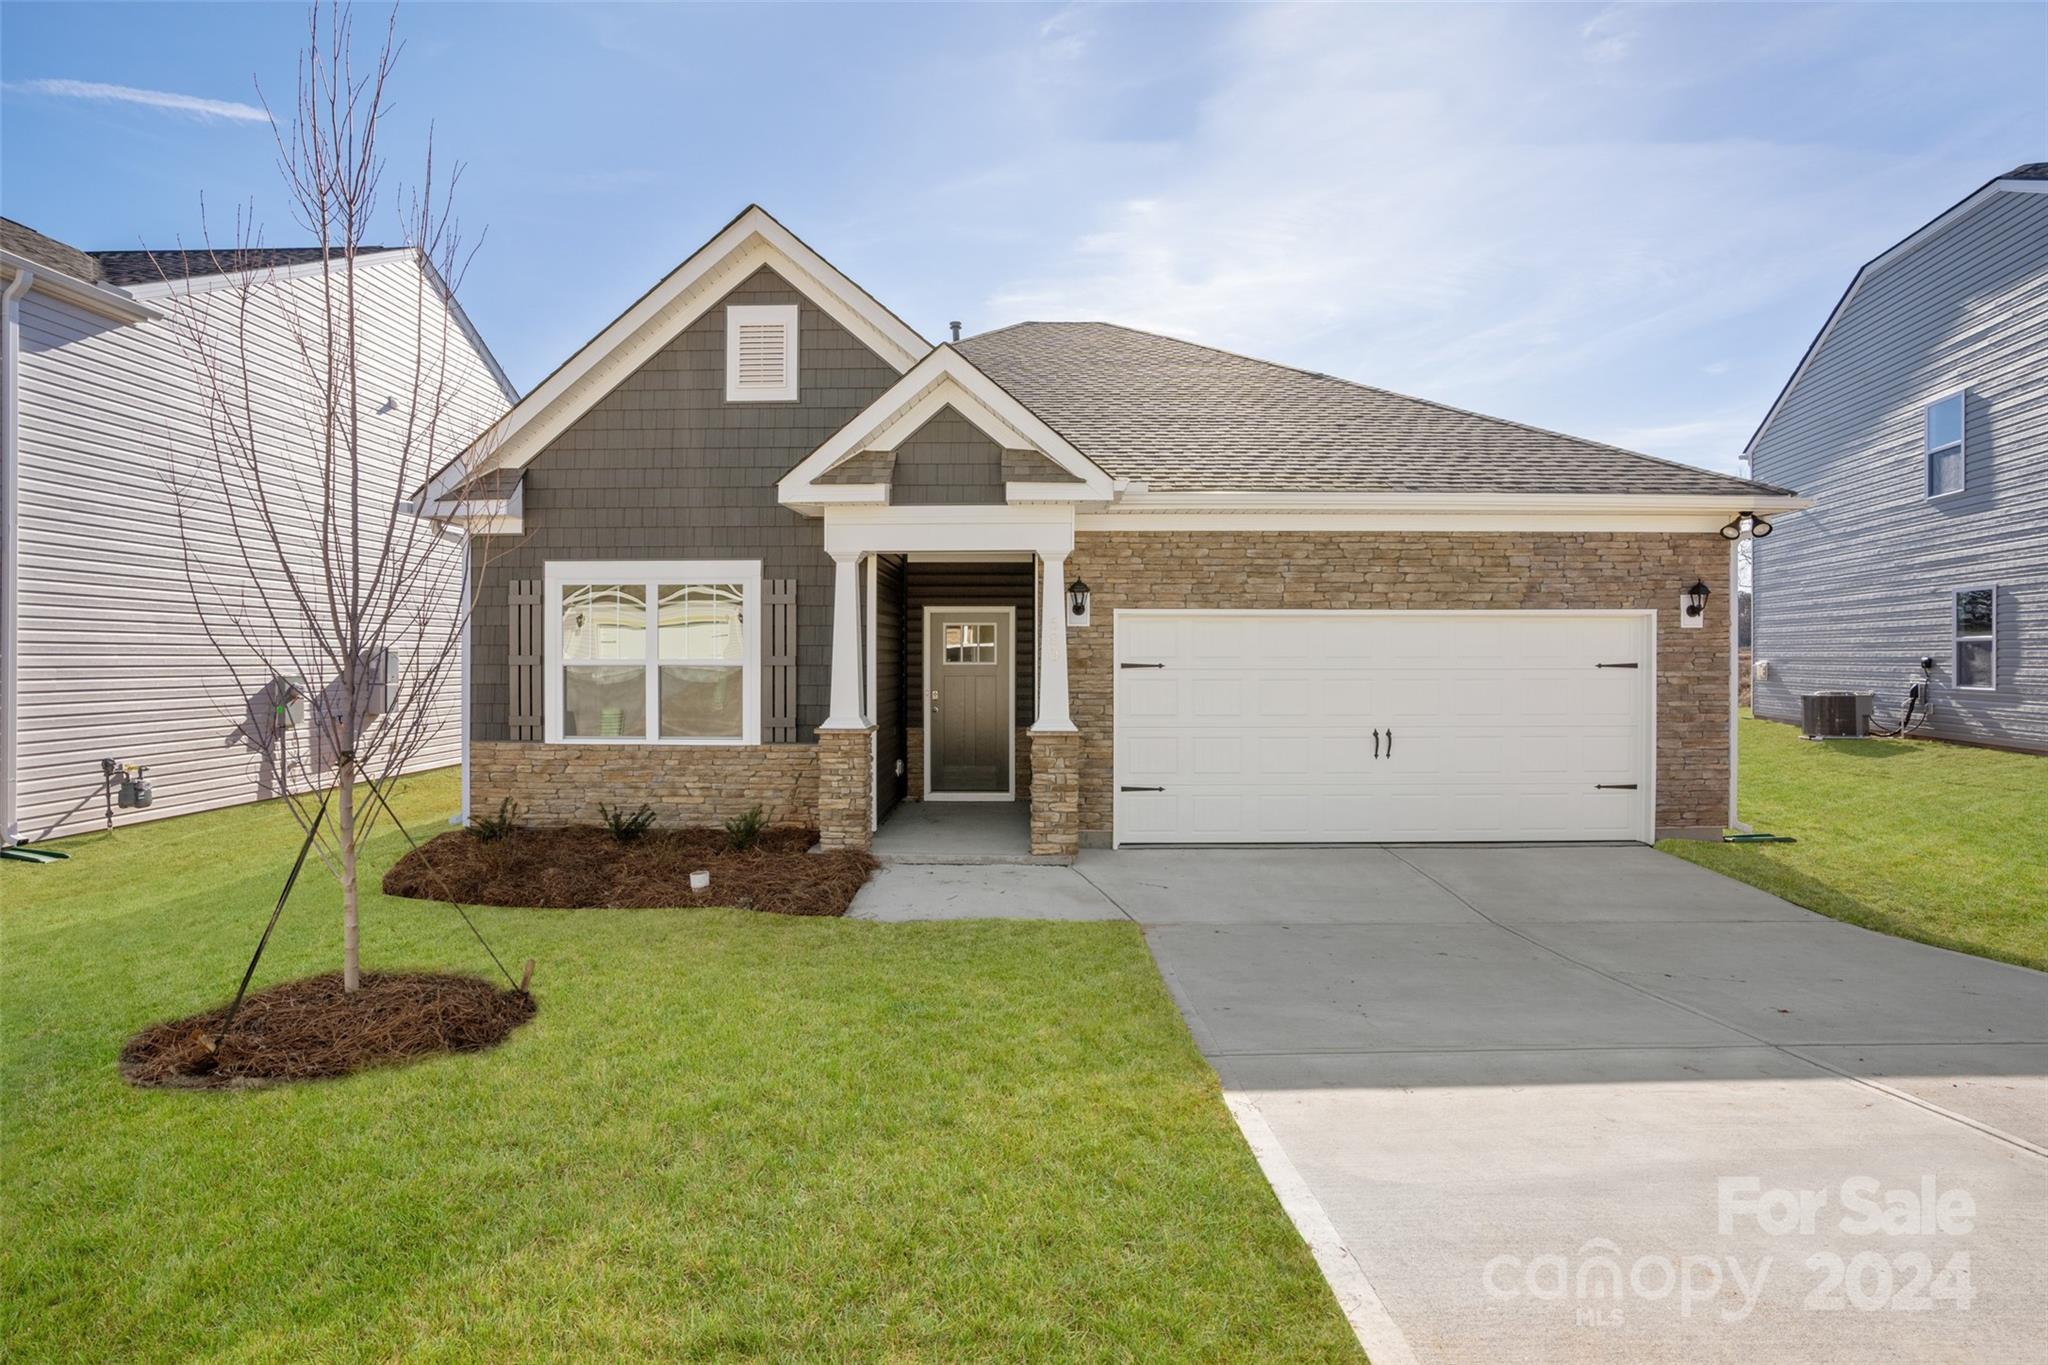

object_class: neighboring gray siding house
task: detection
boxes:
[421,206,1800,858]
[0,219,513,842]
[1747,165,2048,751]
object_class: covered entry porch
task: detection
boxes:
[815,505,1082,859]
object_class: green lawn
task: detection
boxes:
[1660,715,2048,971]
[2,771,1359,1363]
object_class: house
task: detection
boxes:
[0,219,513,843]
[417,206,1803,858]
[1746,164,2048,752]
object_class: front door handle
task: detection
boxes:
[1373,728,1380,759]
[1385,728,1393,757]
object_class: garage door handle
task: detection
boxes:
[1596,662,1640,669]
[1385,728,1393,756]
[1596,783,1639,790]
[1120,662,1166,669]
[1120,785,1165,792]
[1373,729,1379,758]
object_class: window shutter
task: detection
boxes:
[508,578,542,742]
[763,578,797,743]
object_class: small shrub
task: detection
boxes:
[599,802,658,842]
[724,804,769,852]
[470,799,519,842]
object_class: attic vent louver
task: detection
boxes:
[726,304,799,401]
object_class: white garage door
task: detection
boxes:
[1114,611,1655,844]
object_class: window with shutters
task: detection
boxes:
[544,561,762,744]
[725,304,800,402]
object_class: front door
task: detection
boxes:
[928,609,1013,796]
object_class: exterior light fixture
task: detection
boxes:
[1719,512,1775,541]
[1066,578,1092,626]
[1685,580,1712,618]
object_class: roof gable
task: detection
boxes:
[778,344,1116,509]
[1746,166,2048,456]
[424,205,927,500]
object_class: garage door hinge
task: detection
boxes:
[1596,662,1640,669]
[1595,783,1639,790]
[1119,662,1166,669]
[1120,785,1165,792]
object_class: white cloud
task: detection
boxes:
[1580,7,1637,64]
[6,78,269,123]
[975,4,1925,474]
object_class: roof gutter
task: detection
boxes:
[1103,490,1812,515]
[0,252,159,324]
[2,267,33,843]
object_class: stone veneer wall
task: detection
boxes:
[903,725,1032,801]
[1027,730,1080,858]
[1064,531,1733,841]
[816,727,875,850]
[469,741,817,827]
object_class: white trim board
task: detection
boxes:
[921,603,1018,802]
[424,206,928,500]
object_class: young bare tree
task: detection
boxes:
[160,2,505,992]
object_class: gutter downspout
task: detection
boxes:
[456,530,472,826]
[1,268,34,845]
[1728,535,1742,835]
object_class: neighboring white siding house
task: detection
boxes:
[1747,165,2048,752]
[1,224,512,841]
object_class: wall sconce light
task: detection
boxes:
[1683,579,1712,622]
[1719,512,1774,541]
[1066,578,1092,627]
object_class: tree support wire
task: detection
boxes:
[210,776,524,1053]
[208,788,333,1052]
[358,774,522,993]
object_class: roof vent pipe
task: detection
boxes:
[949,321,961,342]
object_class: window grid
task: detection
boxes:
[1925,391,1965,499]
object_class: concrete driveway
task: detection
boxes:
[855,844,2048,1363]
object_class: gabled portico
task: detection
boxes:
[809,503,1084,858]
[781,346,1114,858]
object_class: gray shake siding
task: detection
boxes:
[889,406,1007,504]
[1750,187,2048,750]
[469,266,902,742]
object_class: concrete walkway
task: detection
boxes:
[854,844,2048,1363]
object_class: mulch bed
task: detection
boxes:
[121,971,536,1090]
[381,825,878,916]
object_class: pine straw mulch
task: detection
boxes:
[380,825,878,916]
[120,971,536,1090]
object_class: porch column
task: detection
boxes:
[821,551,867,731]
[817,549,874,851]
[1029,551,1080,860]
[1033,552,1076,733]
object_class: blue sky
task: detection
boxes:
[3,2,2042,474]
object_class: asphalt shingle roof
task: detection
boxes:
[0,217,105,283]
[955,321,1790,498]
[88,245,395,287]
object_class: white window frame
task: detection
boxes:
[543,560,763,745]
[1952,585,1997,692]
[726,304,800,402]
[1924,388,1966,500]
